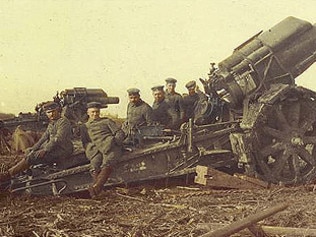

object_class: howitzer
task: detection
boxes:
[208,16,316,109]
[202,16,316,185]
[59,87,119,122]
[3,17,316,197]
[60,88,119,108]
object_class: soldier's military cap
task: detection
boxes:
[127,88,140,95]
[185,80,196,89]
[87,101,102,109]
[43,101,60,112]
[165,78,177,84]
[151,85,164,91]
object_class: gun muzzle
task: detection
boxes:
[87,96,119,108]
[61,88,120,108]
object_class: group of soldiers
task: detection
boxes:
[0,77,208,198]
[124,77,207,132]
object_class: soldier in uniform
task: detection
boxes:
[81,102,125,198]
[183,80,207,122]
[164,78,184,128]
[0,101,73,182]
[122,88,153,145]
[151,85,178,129]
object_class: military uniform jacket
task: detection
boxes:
[165,91,185,120]
[126,100,153,129]
[81,117,125,159]
[32,117,73,155]
[183,93,199,119]
[152,100,178,129]
[183,91,207,120]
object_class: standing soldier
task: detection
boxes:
[81,102,125,198]
[122,88,153,145]
[183,80,207,122]
[151,85,178,129]
[0,101,73,182]
[164,78,184,128]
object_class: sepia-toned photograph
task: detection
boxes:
[1,0,316,236]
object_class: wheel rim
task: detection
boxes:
[252,93,316,184]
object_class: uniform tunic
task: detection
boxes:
[27,117,73,165]
[152,100,178,129]
[165,91,185,123]
[126,100,153,129]
[81,117,125,170]
[183,91,207,121]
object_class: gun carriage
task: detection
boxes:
[1,16,316,196]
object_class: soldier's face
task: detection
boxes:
[87,108,100,120]
[166,83,175,92]
[153,90,164,102]
[46,109,60,121]
[187,87,196,95]
[129,94,141,104]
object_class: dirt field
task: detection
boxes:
[1,153,316,237]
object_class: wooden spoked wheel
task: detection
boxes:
[252,91,316,184]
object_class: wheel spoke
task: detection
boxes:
[288,154,300,182]
[257,158,273,178]
[297,147,315,166]
[288,101,300,128]
[275,108,290,130]
[303,136,316,144]
[271,152,290,178]
[260,142,284,157]
[261,126,284,140]
[299,105,316,132]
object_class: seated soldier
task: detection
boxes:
[183,80,207,122]
[151,85,178,129]
[122,88,153,145]
[164,78,185,128]
[80,102,125,198]
[0,101,73,182]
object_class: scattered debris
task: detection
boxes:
[194,165,271,189]
[197,223,316,237]
[198,202,289,237]
[1,186,316,236]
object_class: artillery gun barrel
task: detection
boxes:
[61,87,119,108]
[58,87,120,122]
[88,96,119,108]
[211,16,316,109]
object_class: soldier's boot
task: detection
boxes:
[88,166,112,198]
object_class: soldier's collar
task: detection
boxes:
[131,100,143,107]
[154,98,165,104]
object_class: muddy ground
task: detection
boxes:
[1,155,316,237]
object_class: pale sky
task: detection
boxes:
[0,0,315,117]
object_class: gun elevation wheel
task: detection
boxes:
[252,89,316,185]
